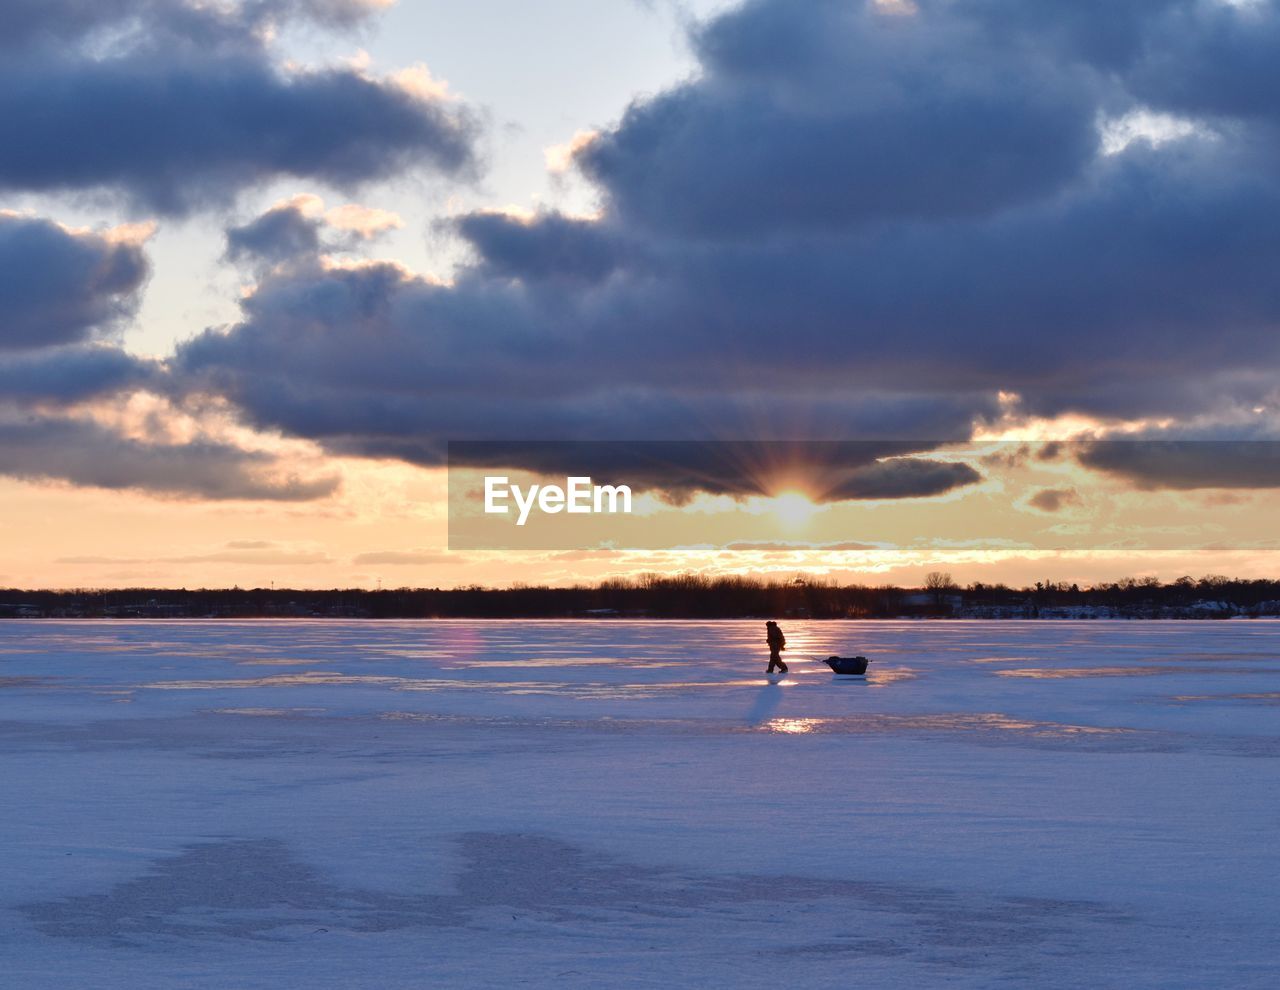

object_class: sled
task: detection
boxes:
[822,655,871,676]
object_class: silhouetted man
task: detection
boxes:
[765,620,788,674]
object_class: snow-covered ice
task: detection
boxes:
[1,619,1277,987]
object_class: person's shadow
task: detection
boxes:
[744,679,783,726]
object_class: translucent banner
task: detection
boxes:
[447,440,1280,552]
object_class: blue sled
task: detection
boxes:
[823,655,871,676]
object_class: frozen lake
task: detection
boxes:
[1,619,1277,987]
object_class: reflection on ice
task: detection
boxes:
[1170,692,1280,705]
[442,657,684,669]
[139,671,798,702]
[761,717,820,734]
[864,667,916,686]
[997,665,1277,679]
[1000,666,1190,679]
[235,658,332,666]
[143,672,562,694]
[968,656,1038,664]
[0,676,54,688]
[747,712,1135,740]
[2,618,1277,757]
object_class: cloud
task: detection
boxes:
[176,0,1280,477]
[59,547,333,565]
[225,195,403,265]
[0,416,339,500]
[176,254,998,455]
[544,548,625,562]
[454,211,629,283]
[0,2,478,213]
[825,458,982,500]
[0,0,152,48]
[722,541,882,552]
[1078,441,1280,490]
[0,213,149,350]
[226,199,324,264]
[446,441,980,502]
[576,0,1102,238]
[352,550,461,565]
[0,346,158,403]
[557,0,1280,417]
[0,207,352,504]
[325,203,402,240]
[1118,0,1280,129]
[1027,487,1081,513]
[0,0,391,49]
[167,549,333,565]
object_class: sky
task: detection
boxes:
[3,0,1280,590]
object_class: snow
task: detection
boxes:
[1,619,1278,987]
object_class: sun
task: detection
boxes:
[770,490,820,528]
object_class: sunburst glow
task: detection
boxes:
[770,491,820,529]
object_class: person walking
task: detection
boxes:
[765,620,788,674]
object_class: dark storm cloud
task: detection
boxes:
[225,203,324,264]
[454,211,630,283]
[1121,0,1280,127]
[1077,441,1280,490]
[180,149,1280,449]
[0,417,338,500]
[0,208,343,502]
[0,346,157,404]
[857,0,1280,128]
[0,1,477,213]
[0,0,387,48]
[559,0,1280,415]
[576,0,1102,237]
[825,458,981,500]
[306,388,990,468]
[175,0,1280,487]
[0,214,149,350]
[0,57,478,214]
[175,255,996,470]
[945,0,1182,69]
[445,441,979,502]
[0,0,137,47]
[225,197,400,265]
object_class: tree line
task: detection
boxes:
[2,572,1280,618]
